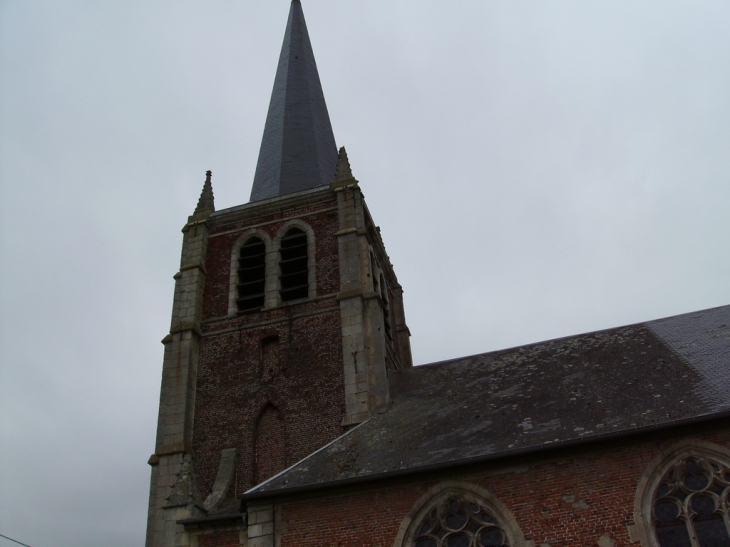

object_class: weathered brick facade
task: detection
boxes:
[197,530,242,547]
[146,162,414,547]
[264,426,730,547]
[193,198,347,496]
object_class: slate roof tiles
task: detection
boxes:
[245,305,730,498]
[249,0,338,202]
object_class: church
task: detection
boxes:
[145,2,730,547]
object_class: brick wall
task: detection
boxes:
[197,530,241,547]
[192,199,346,497]
[274,428,730,547]
[254,404,287,484]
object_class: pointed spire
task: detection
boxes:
[250,0,338,202]
[194,170,215,215]
[330,146,358,188]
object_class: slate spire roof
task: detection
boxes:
[249,0,338,202]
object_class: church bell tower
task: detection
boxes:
[145,2,412,546]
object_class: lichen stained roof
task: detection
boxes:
[246,305,730,497]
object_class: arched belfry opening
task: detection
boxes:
[279,228,309,302]
[237,237,266,312]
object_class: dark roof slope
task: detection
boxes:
[249,0,338,202]
[247,305,730,497]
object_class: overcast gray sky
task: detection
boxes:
[1,1,729,546]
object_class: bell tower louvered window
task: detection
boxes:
[280,228,309,302]
[237,237,266,311]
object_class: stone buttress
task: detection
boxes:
[146,175,213,547]
[332,148,412,426]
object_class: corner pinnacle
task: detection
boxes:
[194,170,215,215]
[331,147,358,188]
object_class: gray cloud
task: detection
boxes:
[1,2,729,546]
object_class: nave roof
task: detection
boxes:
[245,304,730,498]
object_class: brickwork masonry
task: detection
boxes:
[269,428,730,547]
[149,185,413,546]
[193,200,346,496]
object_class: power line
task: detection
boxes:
[0,534,34,547]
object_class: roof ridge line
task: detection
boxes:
[412,303,730,369]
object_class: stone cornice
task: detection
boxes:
[209,186,334,229]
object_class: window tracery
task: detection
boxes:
[408,494,509,547]
[652,455,730,547]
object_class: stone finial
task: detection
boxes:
[330,147,358,188]
[194,170,215,215]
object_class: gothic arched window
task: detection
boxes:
[237,237,266,311]
[651,455,730,547]
[411,495,508,547]
[397,484,529,547]
[279,228,309,302]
